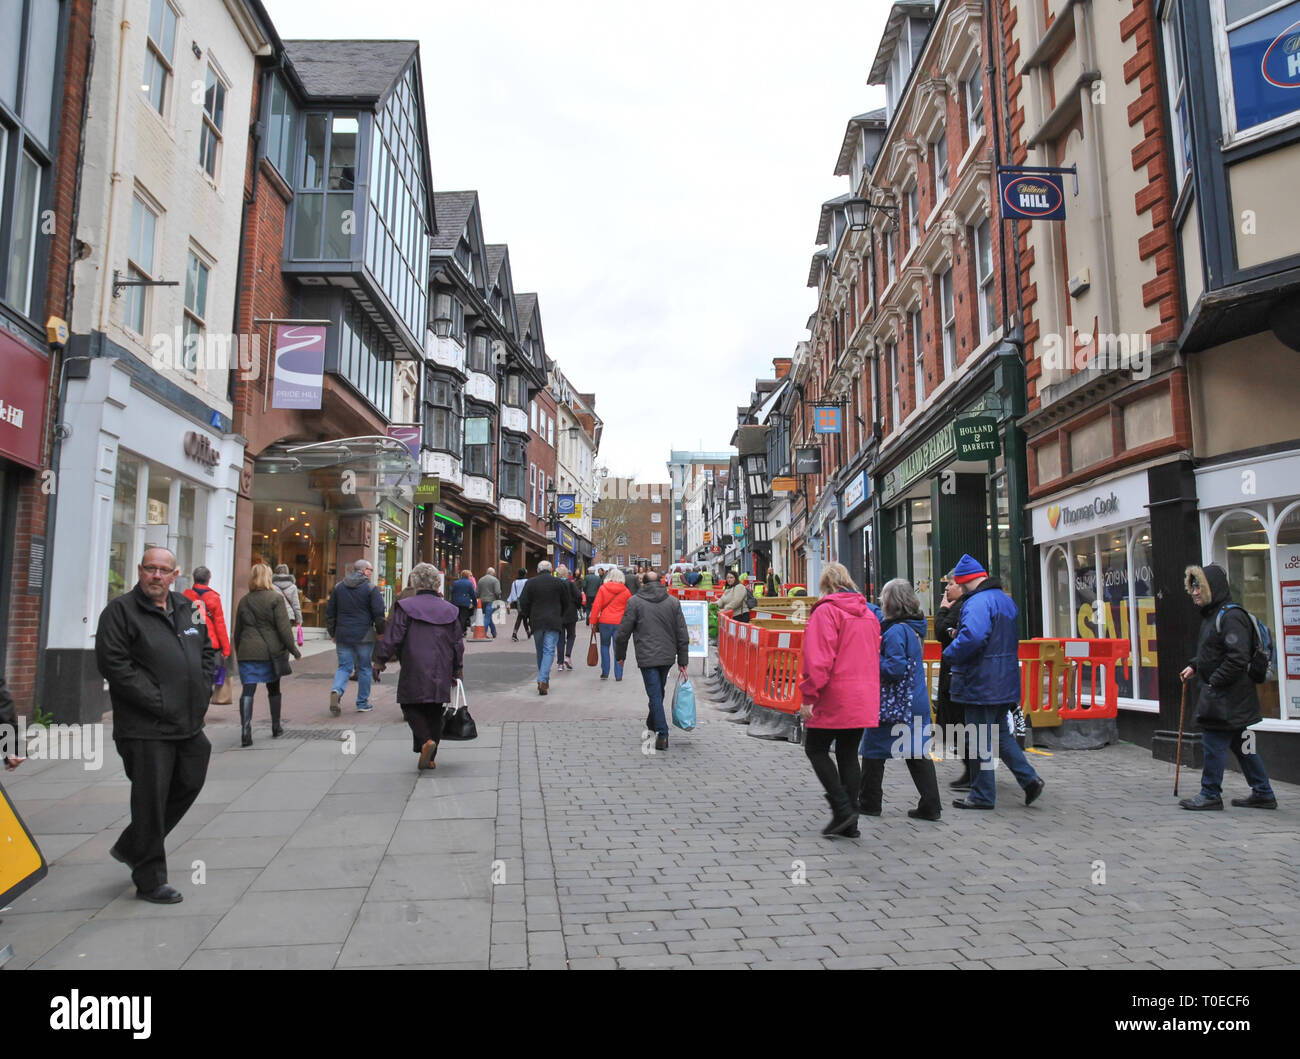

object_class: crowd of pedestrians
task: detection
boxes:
[77,543,1278,904]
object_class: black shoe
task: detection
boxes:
[952,798,994,810]
[109,844,135,869]
[1179,795,1224,811]
[908,808,941,821]
[654,735,669,752]
[948,764,973,790]
[1230,794,1278,809]
[1024,778,1045,806]
[512,634,518,642]
[137,884,183,904]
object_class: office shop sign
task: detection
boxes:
[183,431,221,474]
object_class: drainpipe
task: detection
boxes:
[1074,0,1119,340]
[97,16,134,334]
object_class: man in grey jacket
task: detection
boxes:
[615,571,689,751]
[477,566,502,639]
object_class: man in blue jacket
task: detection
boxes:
[326,559,386,715]
[942,555,1044,810]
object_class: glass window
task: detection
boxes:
[423,370,461,454]
[5,149,40,315]
[911,309,925,406]
[974,219,995,340]
[1130,526,1159,701]
[941,268,956,376]
[504,373,526,408]
[329,116,358,190]
[143,0,177,115]
[22,0,58,146]
[266,75,298,180]
[1047,547,1072,638]
[966,67,985,147]
[200,65,226,179]
[907,185,919,248]
[888,340,900,427]
[125,194,158,335]
[303,114,327,190]
[109,451,141,603]
[500,435,525,499]
[934,133,949,200]
[182,250,209,374]
[1163,0,1192,187]
[1211,509,1277,714]
[885,228,896,283]
[910,497,933,614]
[1219,0,1300,138]
[0,0,19,110]
[651,512,662,523]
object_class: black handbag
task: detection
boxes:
[442,679,478,741]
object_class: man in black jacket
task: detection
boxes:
[933,576,972,789]
[96,546,216,904]
[519,561,569,695]
[326,559,386,715]
[615,571,689,751]
[1179,563,1277,810]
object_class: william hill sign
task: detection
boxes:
[999,171,1066,221]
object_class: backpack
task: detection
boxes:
[1215,604,1276,683]
[743,586,757,613]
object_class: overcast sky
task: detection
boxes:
[268,0,889,482]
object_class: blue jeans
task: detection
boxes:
[1200,728,1274,801]
[534,629,559,683]
[333,642,374,708]
[483,603,496,638]
[598,622,624,679]
[963,703,1039,807]
[641,664,671,737]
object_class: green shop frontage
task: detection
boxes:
[872,359,1030,629]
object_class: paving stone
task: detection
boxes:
[337,899,491,968]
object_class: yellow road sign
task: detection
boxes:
[0,780,47,906]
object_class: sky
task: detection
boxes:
[267,0,889,482]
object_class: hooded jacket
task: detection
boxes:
[589,581,631,627]
[373,590,465,705]
[271,573,303,624]
[326,570,386,643]
[232,587,301,662]
[1186,564,1261,731]
[95,584,216,740]
[862,614,930,758]
[614,582,690,668]
[943,578,1021,706]
[797,590,881,729]
[184,583,232,655]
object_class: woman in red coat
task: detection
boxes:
[588,568,632,681]
[796,562,881,838]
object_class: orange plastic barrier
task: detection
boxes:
[1034,638,1131,720]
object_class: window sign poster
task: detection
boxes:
[1230,0,1300,133]
[680,600,709,658]
[1280,545,1300,680]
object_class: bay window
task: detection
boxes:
[423,369,461,454]
[499,434,526,499]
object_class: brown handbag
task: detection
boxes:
[586,628,599,668]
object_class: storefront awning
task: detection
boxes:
[254,435,419,513]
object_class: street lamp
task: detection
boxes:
[844,196,898,231]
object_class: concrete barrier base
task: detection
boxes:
[725,700,753,724]
[1031,717,1119,750]
[748,704,797,740]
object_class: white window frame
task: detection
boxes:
[973,219,995,340]
[143,0,178,118]
[651,531,662,546]
[200,63,227,182]
[906,184,919,250]
[651,511,662,523]
[911,309,925,407]
[5,145,42,317]
[182,247,211,376]
[940,268,957,377]
[933,133,949,202]
[966,67,985,146]
[885,228,896,284]
[1163,0,1193,189]
[888,340,900,427]
[126,192,160,337]
[1212,0,1300,145]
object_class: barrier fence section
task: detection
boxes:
[715,608,1130,726]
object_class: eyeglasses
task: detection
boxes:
[141,565,175,575]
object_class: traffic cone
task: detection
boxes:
[473,600,487,640]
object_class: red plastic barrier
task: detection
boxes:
[1034,638,1131,720]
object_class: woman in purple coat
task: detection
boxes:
[373,563,465,771]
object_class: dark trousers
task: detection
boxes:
[560,621,578,660]
[512,609,530,637]
[640,664,672,736]
[804,727,863,800]
[114,732,212,891]
[400,703,446,754]
[458,606,473,635]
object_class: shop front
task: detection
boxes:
[838,467,874,598]
[875,387,1016,617]
[1194,449,1300,733]
[1029,468,1160,709]
[46,357,243,719]
[555,523,577,572]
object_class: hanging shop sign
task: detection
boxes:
[557,493,577,515]
[954,416,1000,459]
[998,170,1067,221]
[882,389,1000,503]
[386,424,421,458]
[842,470,870,514]
[555,524,576,553]
[271,324,327,409]
[771,476,798,493]
[812,406,842,434]
[0,330,49,470]
[794,446,823,475]
[414,475,441,505]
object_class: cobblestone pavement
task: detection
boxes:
[3,644,1298,969]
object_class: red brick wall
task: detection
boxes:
[11,0,93,713]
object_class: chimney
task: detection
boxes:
[772,357,792,379]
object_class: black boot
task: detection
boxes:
[269,693,283,738]
[905,757,942,820]
[858,759,885,817]
[949,761,973,790]
[822,790,858,837]
[239,691,254,747]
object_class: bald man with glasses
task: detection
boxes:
[95,546,216,904]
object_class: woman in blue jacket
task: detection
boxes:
[449,570,478,637]
[859,579,941,820]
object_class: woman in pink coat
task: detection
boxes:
[796,562,881,838]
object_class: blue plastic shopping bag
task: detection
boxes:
[672,674,696,732]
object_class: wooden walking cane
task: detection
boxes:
[1174,680,1188,796]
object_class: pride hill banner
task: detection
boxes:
[271,325,327,409]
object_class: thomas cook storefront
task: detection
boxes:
[1029,469,1160,710]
